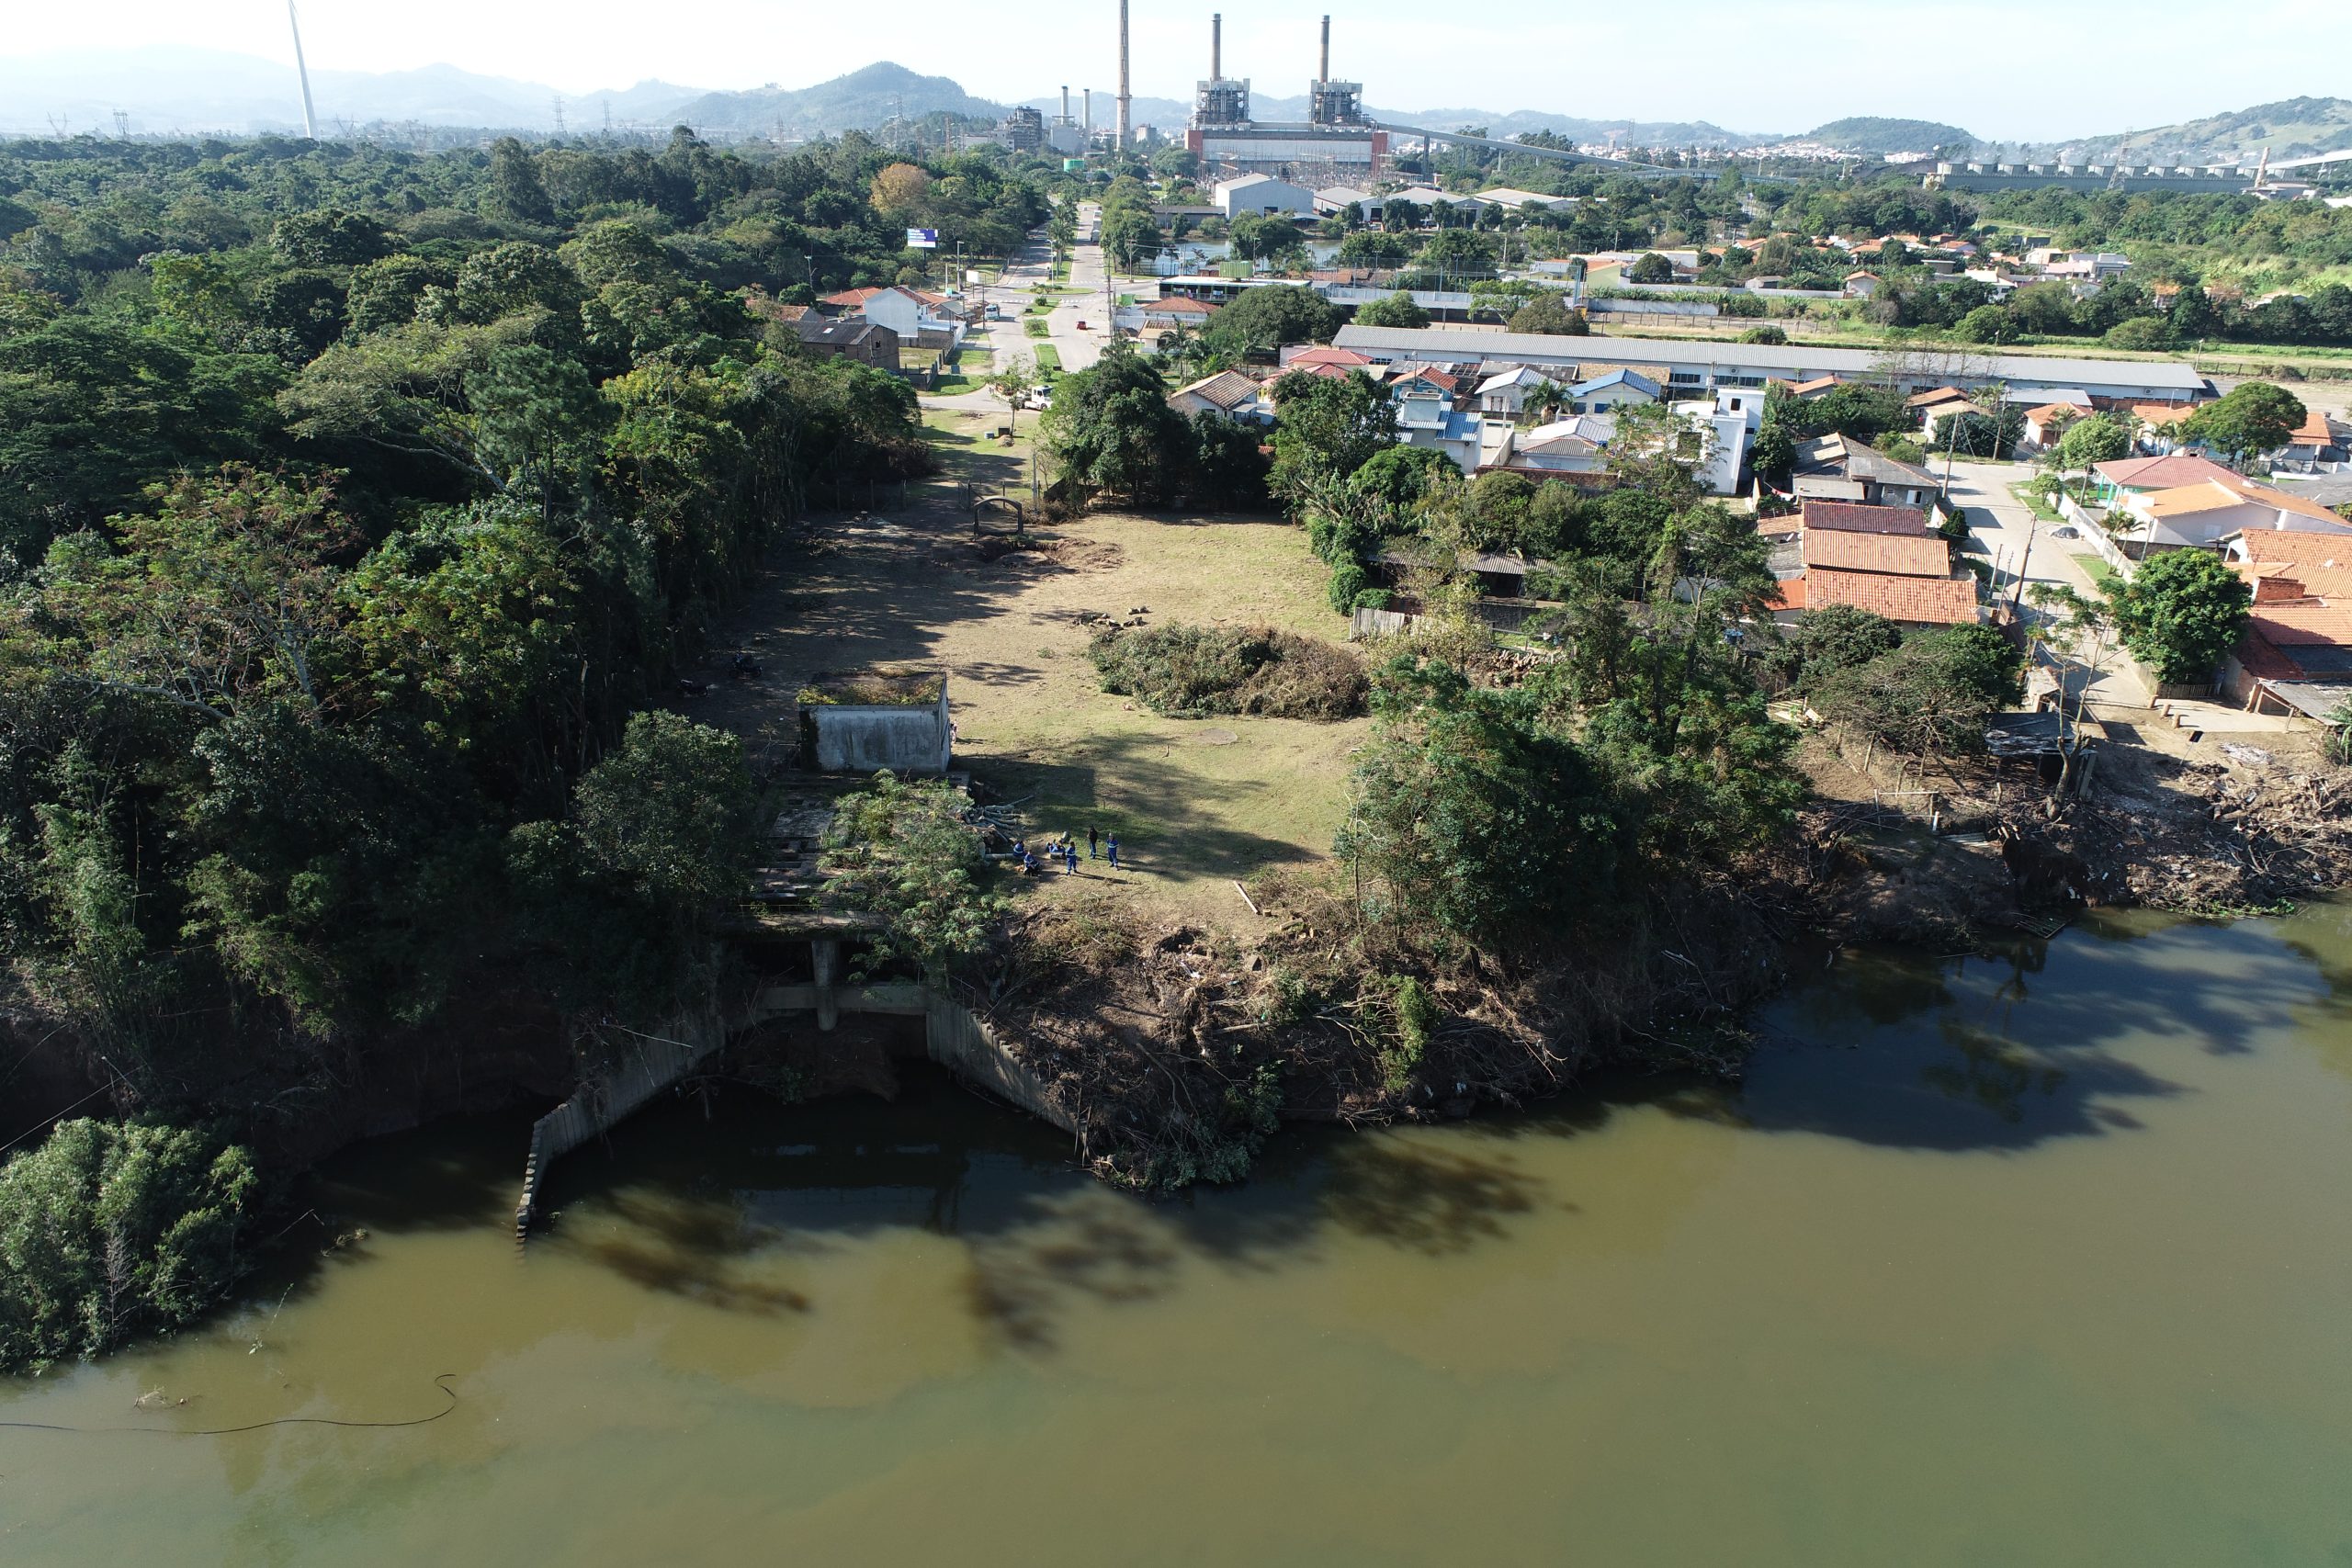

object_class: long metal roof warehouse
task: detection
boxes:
[1330,327,2211,403]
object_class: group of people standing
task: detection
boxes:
[1012,827,1119,877]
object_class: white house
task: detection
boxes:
[1476,366,1569,419]
[1216,175,1315,219]
[2114,475,2352,553]
[820,286,966,348]
[1395,390,1487,474]
[1486,414,1616,478]
[1672,400,1753,496]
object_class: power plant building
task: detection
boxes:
[1184,13,1388,177]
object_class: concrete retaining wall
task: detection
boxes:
[808,687,953,774]
[515,978,1068,1235]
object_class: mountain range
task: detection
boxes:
[2,50,2346,173]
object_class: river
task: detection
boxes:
[6,907,2350,1565]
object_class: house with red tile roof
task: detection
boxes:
[1767,503,1977,629]
[2219,531,2352,721]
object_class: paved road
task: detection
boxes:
[1942,458,2152,706]
[968,199,1114,379]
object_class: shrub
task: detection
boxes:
[0,1120,259,1372]
[1739,323,1789,345]
[1327,560,1370,614]
[2107,547,2252,685]
[1089,623,1367,719]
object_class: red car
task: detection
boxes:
[1076,319,1090,331]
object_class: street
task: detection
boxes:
[966,198,1115,379]
[1940,458,2152,706]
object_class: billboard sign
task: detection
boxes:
[906,228,939,249]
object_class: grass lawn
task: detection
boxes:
[715,401,1358,933]
[1033,344,1063,374]
[2009,480,2064,523]
[1024,319,1050,338]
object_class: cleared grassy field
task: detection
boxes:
[709,402,1363,932]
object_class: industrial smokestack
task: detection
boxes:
[1061,85,1070,122]
[1212,13,1222,79]
[1116,0,1132,149]
[1084,88,1093,134]
[1319,14,1330,82]
[288,0,318,141]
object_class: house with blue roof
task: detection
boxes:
[1566,368,1664,413]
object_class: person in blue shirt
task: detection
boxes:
[1105,835,1120,870]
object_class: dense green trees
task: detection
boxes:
[0,133,958,1237]
[0,1120,258,1372]
[1353,289,1430,329]
[2181,382,2306,468]
[2108,548,2254,685]
[1040,344,1267,511]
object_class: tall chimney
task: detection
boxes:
[1116,0,1132,149]
[1083,88,1093,134]
[1061,85,1070,122]
[1212,13,1222,79]
[1319,14,1330,82]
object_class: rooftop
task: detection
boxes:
[1330,327,2209,394]
[1800,501,1936,536]
[1803,530,1954,577]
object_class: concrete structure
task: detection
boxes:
[1792,434,1940,509]
[1395,388,1484,473]
[1215,174,1316,218]
[1333,326,2211,404]
[800,675,954,774]
[1672,400,1753,496]
[1185,11,1388,175]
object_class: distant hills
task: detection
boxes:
[2010,96,2352,166]
[0,47,702,136]
[4,50,2348,174]
[679,63,1001,137]
[1804,118,1973,155]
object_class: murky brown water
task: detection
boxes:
[6,907,2352,1566]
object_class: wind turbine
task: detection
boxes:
[288,0,319,140]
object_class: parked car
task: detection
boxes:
[2050,525,2080,540]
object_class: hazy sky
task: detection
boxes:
[6,0,2349,140]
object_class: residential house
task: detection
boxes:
[1792,434,1942,509]
[793,317,901,371]
[2275,409,2352,469]
[2128,401,2199,453]
[2090,453,2244,502]
[1769,518,1978,630]
[2022,402,2084,450]
[1278,344,1374,372]
[1669,399,1754,496]
[1565,367,1663,412]
[1383,363,1464,402]
[1843,271,1883,299]
[1484,415,1616,480]
[820,286,966,349]
[1168,370,1272,423]
[1476,365,1569,419]
[2112,473,2352,553]
[1216,175,1316,219]
[1135,295,1220,332]
[1785,375,1843,400]
[1394,386,1485,473]
[2217,530,2352,720]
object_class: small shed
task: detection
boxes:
[797,671,954,775]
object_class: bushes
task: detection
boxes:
[0,1120,259,1372]
[1328,560,1370,613]
[1089,623,1367,719]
